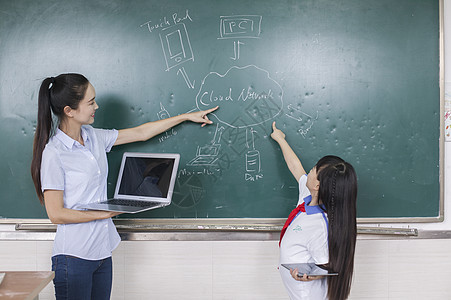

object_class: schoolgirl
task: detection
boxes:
[271,122,357,300]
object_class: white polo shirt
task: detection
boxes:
[279,175,329,300]
[41,125,121,260]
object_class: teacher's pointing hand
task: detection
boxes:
[186,106,219,127]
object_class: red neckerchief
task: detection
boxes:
[279,202,306,246]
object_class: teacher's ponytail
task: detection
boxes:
[31,77,56,204]
[31,74,89,204]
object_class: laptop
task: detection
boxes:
[81,152,180,213]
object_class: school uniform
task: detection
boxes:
[279,174,329,300]
[40,125,120,299]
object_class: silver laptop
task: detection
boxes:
[81,152,180,213]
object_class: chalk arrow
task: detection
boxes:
[231,41,244,61]
[177,67,195,89]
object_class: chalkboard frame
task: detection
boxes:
[0,0,444,225]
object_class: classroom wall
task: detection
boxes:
[1,239,451,300]
[2,0,451,299]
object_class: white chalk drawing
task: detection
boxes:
[160,23,194,71]
[140,9,193,34]
[218,15,262,61]
[157,102,177,143]
[245,128,260,172]
[285,104,319,138]
[177,67,195,89]
[159,23,195,88]
[158,130,176,143]
[218,15,262,39]
[142,10,195,88]
[245,128,263,181]
[231,41,245,60]
[157,102,171,119]
[196,65,284,129]
[140,18,171,34]
[187,123,225,166]
[185,107,199,114]
[178,168,215,178]
[140,12,321,183]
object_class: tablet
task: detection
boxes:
[281,263,338,277]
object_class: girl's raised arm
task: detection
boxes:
[270,122,306,182]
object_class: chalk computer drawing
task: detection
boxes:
[218,15,262,60]
[187,123,225,166]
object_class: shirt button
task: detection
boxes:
[98,171,101,174]
[91,156,94,160]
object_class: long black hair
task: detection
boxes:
[31,73,90,204]
[316,155,357,300]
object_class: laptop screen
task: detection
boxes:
[115,153,180,201]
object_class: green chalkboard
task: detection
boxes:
[0,0,441,220]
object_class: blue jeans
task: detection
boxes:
[51,255,113,300]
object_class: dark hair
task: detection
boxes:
[31,74,90,204]
[316,155,357,300]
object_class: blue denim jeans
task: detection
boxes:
[51,255,113,300]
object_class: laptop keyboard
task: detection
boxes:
[102,199,163,207]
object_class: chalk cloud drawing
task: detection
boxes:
[194,65,282,181]
[196,65,284,129]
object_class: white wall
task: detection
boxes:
[1,239,451,300]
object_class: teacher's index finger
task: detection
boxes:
[205,106,219,114]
